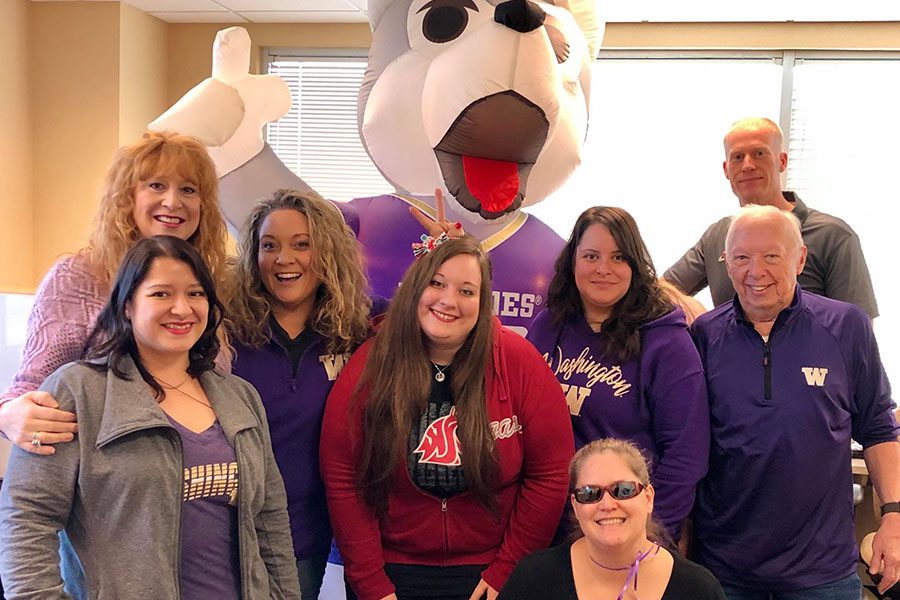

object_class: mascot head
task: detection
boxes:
[360,0,602,221]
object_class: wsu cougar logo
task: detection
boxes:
[414,407,462,466]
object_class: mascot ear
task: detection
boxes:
[550,0,605,58]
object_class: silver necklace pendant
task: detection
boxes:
[432,362,448,383]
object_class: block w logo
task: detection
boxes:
[801,367,829,387]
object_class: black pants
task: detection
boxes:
[345,563,487,600]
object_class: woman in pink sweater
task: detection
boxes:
[0,131,228,454]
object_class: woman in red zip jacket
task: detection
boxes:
[320,235,574,600]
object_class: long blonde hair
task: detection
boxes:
[227,189,372,354]
[86,131,227,288]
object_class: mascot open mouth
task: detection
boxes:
[434,91,549,220]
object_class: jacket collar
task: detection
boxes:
[96,354,258,448]
[732,284,804,332]
[784,191,809,223]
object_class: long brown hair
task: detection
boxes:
[355,236,498,516]
[226,189,371,354]
[547,206,673,361]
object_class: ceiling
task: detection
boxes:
[28,0,900,24]
[30,0,370,23]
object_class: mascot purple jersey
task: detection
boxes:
[343,194,561,333]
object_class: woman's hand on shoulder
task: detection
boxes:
[468,578,498,600]
[0,391,77,455]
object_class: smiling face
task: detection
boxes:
[725,213,807,324]
[127,256,209,368]
[132,173,202,240]
[573,223,633,325]
[572,450,654,552]
[257,209,321,320]
[417,253,482,364]
[723,125,788,206]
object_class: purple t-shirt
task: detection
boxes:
[168,417,241,600]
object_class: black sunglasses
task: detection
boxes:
[573,481,645,504]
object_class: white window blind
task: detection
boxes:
[787,58,900,378]
[266,58,393,202]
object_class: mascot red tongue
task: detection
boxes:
[150,0,603,335]
[463,156,518,213]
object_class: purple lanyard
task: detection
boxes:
[589,543,661,600]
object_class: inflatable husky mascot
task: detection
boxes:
[152,0,603,335]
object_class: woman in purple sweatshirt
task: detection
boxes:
[526,206,709,540]
[226,189,378,599]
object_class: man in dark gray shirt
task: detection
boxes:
[664,117,878,319]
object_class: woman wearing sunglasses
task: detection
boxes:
[499,439,725,600]
[526,206,709,540]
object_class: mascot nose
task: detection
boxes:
[494,0,546,33]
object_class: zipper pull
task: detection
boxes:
[441,499,447,512]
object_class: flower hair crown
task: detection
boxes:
[412,232,450,257]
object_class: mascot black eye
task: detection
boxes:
[419,0,478,44]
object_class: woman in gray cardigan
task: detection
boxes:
[0,236,301,600]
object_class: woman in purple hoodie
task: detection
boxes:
[226,189,378,599]
[526,206,709,541]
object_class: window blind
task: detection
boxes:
[787,58,900,372]
[266,59,393,202]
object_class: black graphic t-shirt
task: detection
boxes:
[407,364,468,498]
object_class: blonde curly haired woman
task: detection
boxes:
[227,188,378,599]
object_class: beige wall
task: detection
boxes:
[0,0,34,294]
[119,3,168,144]
[29,2,122,286]
[0,1,169,293]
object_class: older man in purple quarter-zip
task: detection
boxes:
[690,204,900,599]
